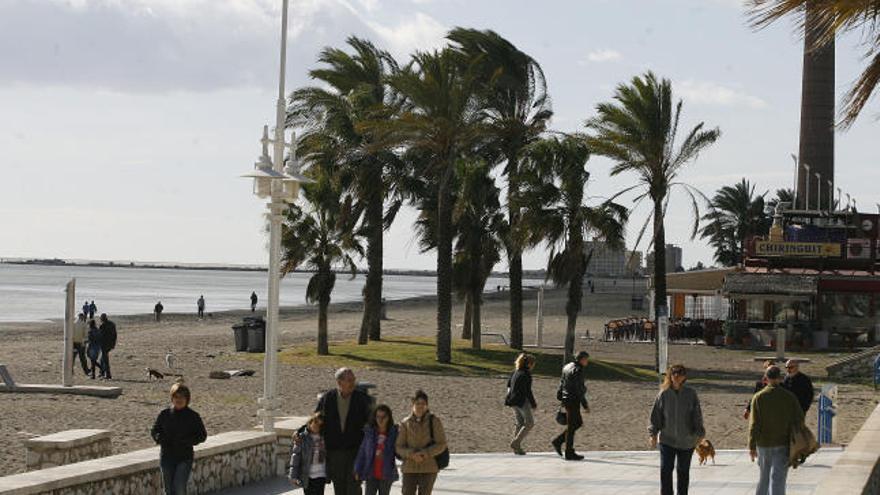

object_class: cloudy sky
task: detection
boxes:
[2,0,879,270]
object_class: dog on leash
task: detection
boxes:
[145,367,165,381]
[696,438,716,465]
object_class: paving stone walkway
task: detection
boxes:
[217,448,842,495]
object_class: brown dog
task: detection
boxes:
[145,367,165,381]
[696,438,715,465]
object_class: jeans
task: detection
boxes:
[305,477,326,495]
[364,479,394,495]
[327,449,361,495]
[72,343,89,375]
[160,458,192,495]
[756,446,790,495]
[659,443,694,495]
[401,473,436,495]
[100,349,111,378]
[511,404,535,449]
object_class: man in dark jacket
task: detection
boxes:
[782,360,814,413]
[552,351,590,461]
[98,314,117,379]
[315,367,371,495]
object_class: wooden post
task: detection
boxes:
[62,279,75,387]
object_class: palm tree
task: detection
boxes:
[749,0,880,128]
[586,72,720,371]
[447,28,552,350]
[280,161,362,355]
[700,179,770,266]
[520,135,628,362]
[375,48,486,363]
[288,37,399,344]
[452,159,506,349]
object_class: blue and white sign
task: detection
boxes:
[818,384,837,445]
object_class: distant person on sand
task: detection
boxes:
[396,390,447,495]
[505,353,537,455]
[82,301,90,319]
[354,404,399,495]
[86,319,103,379]
[72,313,90,375]
[315,367,371,495]
[151,382,207,495]
[88,300,97,320]
[289,412,330,495]
[98,314,117,380]
[552,351,590,461]
[648,364,705,495]
[743,360,774,420]
[250,292,258,312]
[782,360,814,414]
[197,296,205,319]
[155,301,164,322]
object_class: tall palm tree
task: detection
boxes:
[700,179,769,266]
[288,36,399,344]
[447,28,552,350]
[520,135,628,362]
[280,165,362,356]
[375,48,486,363]
[586,72,720,371]
[749,0,880,128]
[452,159,506,349]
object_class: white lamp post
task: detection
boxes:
[828,180,834,212]
[241,0,311,433]
[815,172,822,212]
[803,164,811,210]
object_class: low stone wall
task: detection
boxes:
[815,401,880,494]
[826,345,880,380]
[24,429,112,471]
[0,430,276,495]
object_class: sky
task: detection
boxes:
[2,0,879,271]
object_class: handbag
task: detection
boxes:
[555,407,568,426]
[428,414,449,470]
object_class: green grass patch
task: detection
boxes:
[247,337,655,381]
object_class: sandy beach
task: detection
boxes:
[0,288,876,476]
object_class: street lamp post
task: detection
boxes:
[803,164,811,210]
[242,0,311,433]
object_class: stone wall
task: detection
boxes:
[24,430,112,471]
[826,345,880,380]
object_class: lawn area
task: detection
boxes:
[257,337,656,381]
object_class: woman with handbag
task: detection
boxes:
[395,390,447,495]
[505,353,537,455]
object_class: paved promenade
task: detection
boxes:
[217,448,842,495]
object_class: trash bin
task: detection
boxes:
[232,324,248,352]
[247,320,266,353]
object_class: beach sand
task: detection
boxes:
[0,288,876,476]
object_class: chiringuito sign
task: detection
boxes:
[754,241,841,257]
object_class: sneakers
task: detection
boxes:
[551,437,563,457]
[564,451,584,461]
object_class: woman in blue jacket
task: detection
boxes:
[353,404,399,495]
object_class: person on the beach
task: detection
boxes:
[289,412,330,495]
[88,300,97,320]
[98,313,117,379]
[749,365,804,495]
[197,296,205,319]
[72,313,90,375]
[250,291,258,312]
[155,301,164,322]
[151,382,207,495]
[314,367,371,495]
[354,404,399,495]
[782,360,814,414]
[396,390,447,495]
[552,351,590,461]
[505,353,537,455]
[82,301,90,319]
[648,364,705,495]
[743,360,775,420]
[86,319,103,379]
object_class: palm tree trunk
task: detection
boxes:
[462,292,473,340]
[507,161,523,350]
[472,286,482,350]
[564,275,583,364]
[436,169,454,364]
[360,185,383,343]
[652,200,667,372]
[318,292,330,356]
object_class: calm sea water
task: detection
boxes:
[0,264,507,323]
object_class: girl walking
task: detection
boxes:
[505,353,537,455]
[150,382,208,495]
[289,412,330,495]
[354,404,399,495]
[396,390,447,495]
[648,364,705,495]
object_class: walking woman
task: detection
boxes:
[289,412,330,495]
[505,353,537,455]
[354,404,399,495]
[151,382,208,495]
[648,364,705,495]
[86,319,103,379]
[396,390,447,495]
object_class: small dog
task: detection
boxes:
[696,438,716,465]
[145,367,165,381]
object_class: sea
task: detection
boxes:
[0,263,508,323]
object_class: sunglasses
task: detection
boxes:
[671,370,686,376]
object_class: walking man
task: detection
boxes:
[72,313,90,375]
[98,314,117,380]
[782,360,814,414]
[552,351,590,461]
[88,300,97,320]
[749,365,805,495]
[154,301,164,322]
[197,295,205,319]
[314,367,371,495]
[250,292,258,313]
